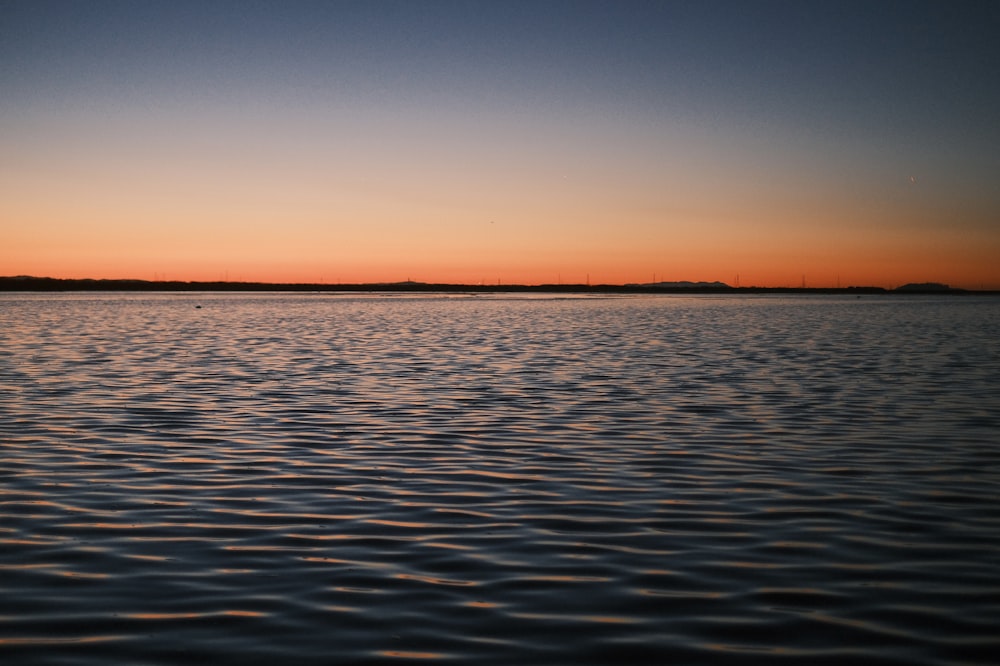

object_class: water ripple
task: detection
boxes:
[2,293,999,664]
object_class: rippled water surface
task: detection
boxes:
[2,292,999,665]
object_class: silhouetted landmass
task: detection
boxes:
[4,275,996,294]
[626,281,731,289]
[894,282,964,293]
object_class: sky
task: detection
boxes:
[2,0,998,288]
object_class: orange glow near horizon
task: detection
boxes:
[4,189,998,289]
[5,237,999,290]
[4,118,997,289]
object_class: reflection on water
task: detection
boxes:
[2,292,999,665]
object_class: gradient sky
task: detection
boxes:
[2,0,998,288]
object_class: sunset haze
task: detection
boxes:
[2,1,998,288]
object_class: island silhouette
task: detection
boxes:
[2,276,990,295]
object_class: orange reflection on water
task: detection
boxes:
[420,541,473,551]
[462,600,499,609]
[0,537,62,548]
[394,573,477,587]
[580,615,636,624]
[377,650,445,660]
[365,519,431,529]
[0,563,57,571]
[61,522,140,530]
[124,553,171,562]
[56,570,108,579]
[221,609,265,617]
[125,610,265,620]
[509,611,638,624]
[0,635,127,646]
[125,612,200,620]
[462,469,541,481]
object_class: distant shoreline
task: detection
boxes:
[2,276,997,295]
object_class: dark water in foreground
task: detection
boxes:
[2,293,999,665]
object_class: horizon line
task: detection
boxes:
[2,276,992,295]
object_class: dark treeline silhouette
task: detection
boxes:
[4,275,991,294]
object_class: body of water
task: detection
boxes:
[2,292,999,665]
